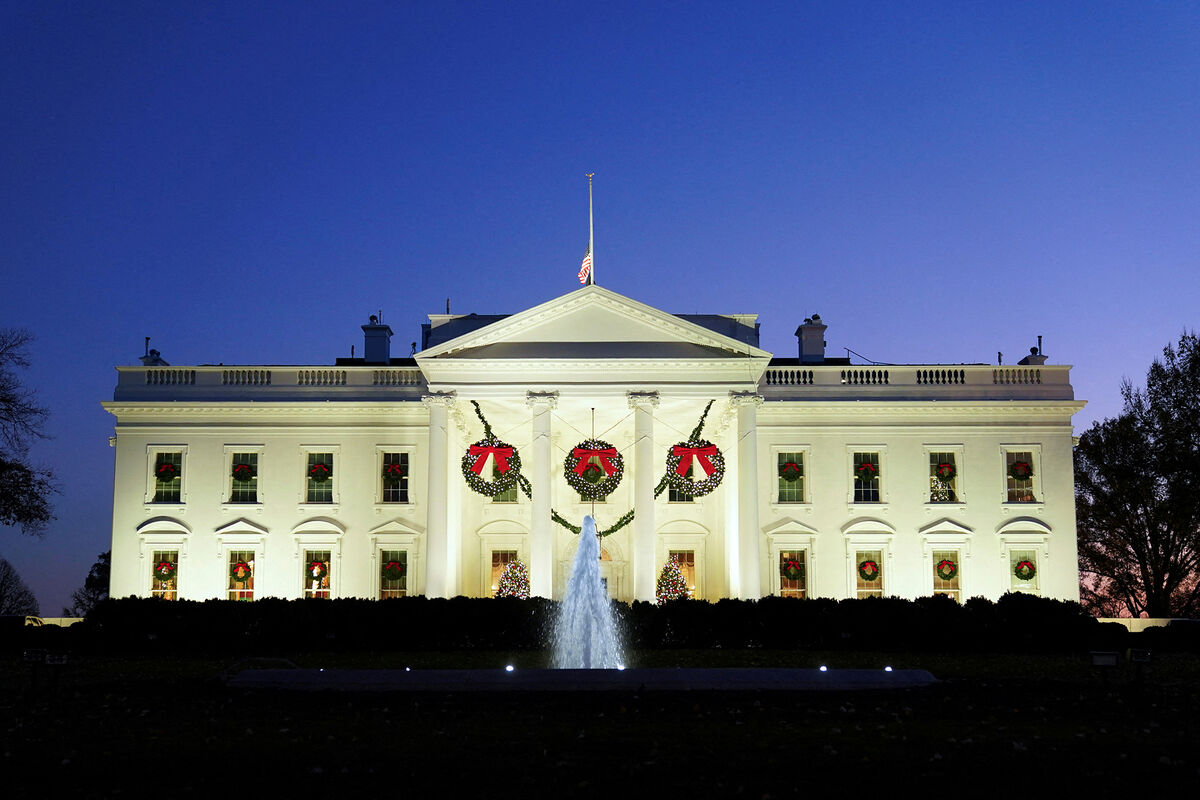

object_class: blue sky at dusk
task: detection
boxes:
[2,1,1198,612]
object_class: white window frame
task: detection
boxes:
[842,519,896,598]
[656,523,709,600]
[144,445,188,507]
[136,518,190,598]
[478,527,529,598]
[214,520,269,601]
[370,520,424,598]
[765,521,818,598]
[375,445,416,508]
[846,445,888,507]
[923,444,966,507]
[299,445,341,509]
[292,519,345,600]
[999,444,1043,508]
[222,444,266,510]
[998,522,1051,597]
[770,445,813,507]
[919,519,973,599]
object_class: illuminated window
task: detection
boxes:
[929,452,958,503]
[779,550,806,598]
[227,550,255,601]
[1005,451,1036,502]
[382,452,409,503]
[150,550,178,600]
[1010,549,1039,595]
[931,549,961,602]
[855,549,883,598]
[490,550,518,596]
[668,465,695,503]
[306,453,334,503]
[380,549,407,599]
[669,550,697,598]
[152,452,183,503]
[492,466,519,503]
[229,452,258,503]
[853,453,880,503]
[303,550,331,599]
[777,452,805,503]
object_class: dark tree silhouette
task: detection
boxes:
[0,557,40,616]
[1076,332,1200,618]
[0,329,55,535]
[66,551,109,617]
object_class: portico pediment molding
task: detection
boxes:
[762,517,819,537]
[292,517,346,536]
[214,518,270,537]
[369,518,425,537]
[996,517,1053,536]
[841,517,897,537]
[918,518,974,537]
[136,516,191,535]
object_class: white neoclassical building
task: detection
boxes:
[105,285,1084,604]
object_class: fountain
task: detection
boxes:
[551,515,625,668]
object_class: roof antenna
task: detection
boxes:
[446,298,451,314]
[1036,335,1043,356]
[144,337,150,357]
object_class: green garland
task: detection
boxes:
[664,401,725,498]
[935,558,958,581]
[551,508,635,538]
[1013,559,1037,581]
[461,401,524,497]
[857,559,880,582]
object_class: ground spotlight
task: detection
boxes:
[819,665,828,672]
[505,664,515,672]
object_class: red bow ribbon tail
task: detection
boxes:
[572,447,619,476]
[672,444,718,477]
[468,445,515,475]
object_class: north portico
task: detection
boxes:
[105,284,1084,605]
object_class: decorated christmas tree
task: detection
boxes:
[656,557,690,602]
[496,558,530,599]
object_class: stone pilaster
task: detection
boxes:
[527,391,559,598]
[731,392,764,599]
[421,392,456,598]
[628,391,660,602]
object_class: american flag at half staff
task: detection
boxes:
[578,247,593,285]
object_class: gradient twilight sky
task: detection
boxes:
[2,2,1198,613]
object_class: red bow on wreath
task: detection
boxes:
[571,447,620,477]
[383,462,406,478]
[467,444,515,475]
[672,444,718,477]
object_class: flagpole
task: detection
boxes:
[587,173,595,285]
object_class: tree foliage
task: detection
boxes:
[66,551,110,617]
[1076,332,1200,618]
[0,557,40,616]
[0,329,55,535]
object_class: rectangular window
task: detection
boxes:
[853,453,880,503]
[932,549,961,602]
[855,549,883,598]
[150,550,178,600]
[306,452,334,503]
[929,452,958,503]
[777,452,805,503]
[303,550,331,599]
[492,466,519,503]
[380,550,408,599]
[779,550,807,598]
[229,452,259,503]
[227,550,255,601]
[668,465,695,503]
[152,452,182,503]
[1010,549,1040,595]
[669,550,697,598]
[382,452,409,503]
[490,550,518,596]
[1006,451,1036,502]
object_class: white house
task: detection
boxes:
[104,285,1084,604]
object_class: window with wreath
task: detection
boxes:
[853,453,880,503]
[1009,549,1039,595]
[576,454,608,502]
[150,550,178,600]
[380,549,408,599]
[152,452,183,503]
[227,550,255,601]
[1005,451,1036,502]
[932,549,961,602]
[779,550,807,598]
[929,452,958,503]
[229,452,258,503]
[668,465,695,503]
[381,453,409,503]
[490,550,519,596]
[855,549,883,598]
[306,453,334,503]
[669,550,697,598]
[303,550,331,599]
[777,452,805,503]
[492,466,519,503]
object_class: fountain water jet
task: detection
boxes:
[552,515,625,668]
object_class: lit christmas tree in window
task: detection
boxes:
[496,558,530,599]
[656,557,690,603]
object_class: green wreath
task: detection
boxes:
[308,462,333,483]
[155,462,179,483]
[306,560,328,583]
[854,461,879,481]
[462,436,523,497]
[1013,559,1036,582]
[1008,461,1034,481]
[381,560,405,581]
[382,462,406,480]
[781,558,804,581]
[933,462,956,482]
[935,558,958,581]
[152,560,177,582]
[778,461,803,483]
[665,439,726,498]
[857,559,881,582]
[231,462,256,482]
[230,560,253,584]
[564,439,624,500]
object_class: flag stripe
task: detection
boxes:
[577,250,592,284]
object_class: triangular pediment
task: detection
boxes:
[415,285,771,389]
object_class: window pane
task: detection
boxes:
[490,550,518,596]
[779,550,806,598]
[669,550,697,599]
[230,452,258,503]
[492,464,519,503]
[228,550,255,601]
[1010,549,1039,594]
[853,453,880,503]
[304,550,331,599]
[855,549,883,598]
[382,453,409,503]
[150,550,178,600]
[380,550,408,599]
[929,452,957,502]
[153,452,182,503]
[668,465,695,503]
[307,453,333,503]
[777,452,805,503]
[932,549,960,602]
[1006,451,1036,502]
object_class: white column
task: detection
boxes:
[628,391,659,602]
[527,391,558,598]
[422,392,455,598]
[732,392,764,599]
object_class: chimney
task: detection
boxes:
[139,338,169,366]
[361,314,393,364]
[795,314,827,364]
[1017,344,1048,366]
